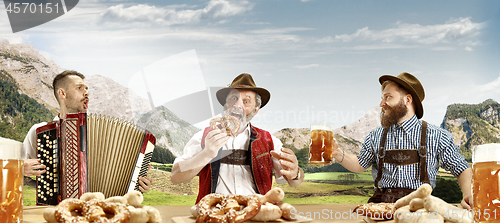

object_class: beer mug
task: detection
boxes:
[472,143,500,222]
[309,121,334,165]
[0,137,24,223]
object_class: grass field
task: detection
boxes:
[304,171,373,181]
[22,171,374,206]
[22,168,459,206]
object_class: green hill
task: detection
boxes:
[441,99,500,160]
[0,78,54,141]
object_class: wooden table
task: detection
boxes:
[23,204,392,223]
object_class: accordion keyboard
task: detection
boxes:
[133,151,153,191]
[36,129,59,205]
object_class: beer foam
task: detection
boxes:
[0,137,23,160]
[473,143,500,163]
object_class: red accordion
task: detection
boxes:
[35,113,156,205]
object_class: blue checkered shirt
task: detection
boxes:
[357,115,469,189]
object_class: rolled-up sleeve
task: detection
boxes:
[357,131,378,169]
[438,131,469,177]
[173,130,204,164]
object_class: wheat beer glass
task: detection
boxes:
[472,143,500,222]
[309,121,334,165]
[0,137,24,223]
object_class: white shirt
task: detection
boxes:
[174,124,286,195]
[23,116,59,160]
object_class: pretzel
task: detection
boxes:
[225,194,261,223]
[83,199,130,223]
[196,193,261,223]
[210,116,241,136]
[44,191,160,223]
[54,198,87,222]
[353,203,395,220]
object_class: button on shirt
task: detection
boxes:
[174,124,286,195]
[357,115,469,189]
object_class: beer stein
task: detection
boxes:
[472,143,500,222]
[0,137,24,223]
[308,121,334,165]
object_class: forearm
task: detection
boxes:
[457,167,472,197]
[333,148,366,173]
[170,149,218,184]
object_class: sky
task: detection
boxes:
[1,0,499,133]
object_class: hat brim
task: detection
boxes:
[216,87,270,108]
[379,75,424,119]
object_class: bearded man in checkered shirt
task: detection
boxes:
[332,72,472,209]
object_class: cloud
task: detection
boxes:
[480,75,500,94]
[294,64,319,69]
[326,18,485,50]
[249,27,313,34]
[96,0,254,25]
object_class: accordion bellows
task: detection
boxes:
[36,113,156,205]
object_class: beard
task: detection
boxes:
[380,98,408,128]
[223,105,256,133]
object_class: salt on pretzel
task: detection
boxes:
[394,183,433,209]
[196,193,261,223]
[353,203,395,220]
[54,198,87,222]
[210,116,241,136]
[83,199,130,223]
[225,194,261,223]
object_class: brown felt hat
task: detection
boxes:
[379,72,425,119]
[216,73,270,108]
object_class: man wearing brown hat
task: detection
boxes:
[171,73,304,204]
[332,72,472,208]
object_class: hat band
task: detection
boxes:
[233,84,254,88]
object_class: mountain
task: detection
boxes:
[0,39,151,121]
[441,99,500,160]
[133,106,200,157]
[85,75,151,121]
[0,79,53,142]
[273,106,381,155]
[0,39,61,113]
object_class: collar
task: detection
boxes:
[392,115,419,132]
[54,115,60,121]
[242,123,251,138]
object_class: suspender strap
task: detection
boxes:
[419,121,430,184]
[374,127,390,188]
[374,121,430,188]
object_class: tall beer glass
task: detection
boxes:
[472,143,500,222]
[309,121,334,165]
[0,137,24,223]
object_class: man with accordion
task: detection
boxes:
[171,73,304,204]
[22,70,153,194]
